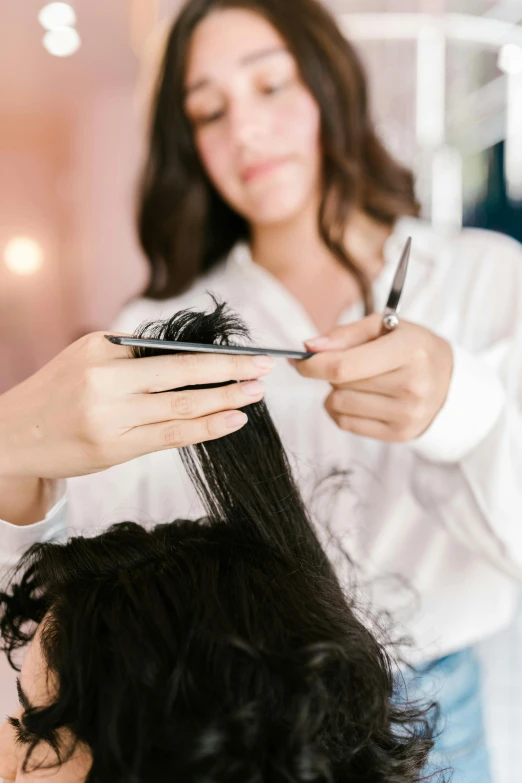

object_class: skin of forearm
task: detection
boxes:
[0,393,49,526]
[0,474,48,526]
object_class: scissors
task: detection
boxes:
[105,237,411,359]
[381,236,411,332]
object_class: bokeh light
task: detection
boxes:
[43,26,81,57]
[38,2,77,31]
[3,237,44,276]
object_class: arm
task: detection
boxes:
[410,330,522,575]
[0,415,68,579]
[0,476,49,527]
[0,389,65,527]
[411,342,507,462]
[0,330,272,533]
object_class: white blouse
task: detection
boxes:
[1,214,521,663]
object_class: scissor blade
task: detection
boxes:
[385,236,411,313]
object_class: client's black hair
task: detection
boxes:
[0,301,441,782]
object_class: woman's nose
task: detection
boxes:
[0,715,18,781]
[228,99,270,150]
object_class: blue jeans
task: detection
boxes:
[397,648,492,782]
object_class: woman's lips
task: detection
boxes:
[241,157,289,183]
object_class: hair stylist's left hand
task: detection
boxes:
[293,314,453,442]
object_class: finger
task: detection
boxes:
[71,331,134,361]
[124,380,265,427]
[331,414,393,441]
[101,331,139,359]
[325,388,401,424]
[296,330,404,384]
[122,409,249,455]
[337,368,407,397]
[115,352,275,394]
[304,313,382,352]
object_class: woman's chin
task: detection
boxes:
[242,196,310,227]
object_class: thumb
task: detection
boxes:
[304,313,382,352]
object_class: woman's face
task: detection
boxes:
[0,625,91,782]
[184,8,322,227]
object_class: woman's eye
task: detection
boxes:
[192,108,225,127]
[261,82,287,95]
[8,716,33,746]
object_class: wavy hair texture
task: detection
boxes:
[0,302,441,782]
[138,0,420,312]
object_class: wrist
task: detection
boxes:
[0,475,49,526]
[0,385,38,478]
[412,343,505,463]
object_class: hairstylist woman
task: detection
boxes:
[1,0,521,779]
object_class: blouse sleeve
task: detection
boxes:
[410,238,522,577]
[0,483,68,587]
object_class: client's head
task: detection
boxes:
[0,302,438,783]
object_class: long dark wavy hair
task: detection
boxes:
[0,303,441,782]
[138,0,420,313]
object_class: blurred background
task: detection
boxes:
[1,2,521,780]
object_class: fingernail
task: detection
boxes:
[241,380,265,397]
[252,355,275,370]
[226,411,248,430]
[305,336,332,349]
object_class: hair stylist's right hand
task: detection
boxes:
[0,332,272,480]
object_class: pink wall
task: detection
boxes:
[0,84,148,395]
[68,85,148,332]
[0,121,69,392]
